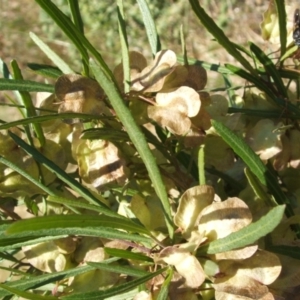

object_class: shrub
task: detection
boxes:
[0,0,299,299]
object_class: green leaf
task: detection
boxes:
[61,268,166,299]
[275,0,287,58]
[177,56,233,75]
[0,283,57,300]
[34,0,113,81]
[0,113,112,130]
[90,59,174,238]
[0,113,110,129]
[87,262,149,277]
[80,128,130,142]
[0,235,67,251]
[0,263,105,297]
[5,226,150,245]
[227,107,288,119]
[8,132,115,210]
[212,120,295,219]
[47,195,110,214]
[0,78,54,93]
[244,167,275,207]
[32,1,89,66]
[225,64,300,117]
[136,0,161,55]
[231,42,254,59]
[222,72,236,107]
[157,267,173,300]
[67,0,89,76]
[0,58,11,78]
[27,63,63,79]
[29,32,74,74]
[198,205,285,254]
[0,251,21,264]
[280,45,298,62]
[117,0,130,93]
[249,42,287,98]
[3,133,124,220]
[0,59,26,116]
[0,154,61,199]
[225,63,275,100]
[180,25,188,65]
[279,65,300,80]
[215,119,270,185]
[104,248,153,262]
[0,266,29,276]
[11,60,45,146]
[6,214,150,236]
[188,0,256,75]
[266,244,300,260]
[68,0,84,32]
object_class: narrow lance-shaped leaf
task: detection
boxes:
[225,64,275,100]
[6,214,150,236]
[249,42,287,98]
[104,248,153,262]
[61,268,167,300]
[8,131,120,217]
[87,262,150,277]
[0,154,124,222]
[34,0,113,81]
[222,72,236,107]
[27,63,63,79]
[157,267,173,300]
[34,0,89,64]
[177,56,233,75]
[47,195,114,215]
[90,59,174,238]
[0,114,111,130]
[0,264,97,297]
[266,244,300,260]
[0,58,11,78]
[197,205,285,254]
[212,119,295,220]
[29,32,74,74]
[188,0,256,75]
[50,228,149,243]
[117,0,130,93]
[0,235,68,252]
[275,0,287,58]
[0,59,28,118]
[67,0,89,76]
[0,78,54,93]
[11,60,45,146]
[0,283,57,300]
[225,64,300,117]
[244,167,276,207]
[136,0,161,55]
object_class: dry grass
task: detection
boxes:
[0,0,268,71]
[0,0,296,113]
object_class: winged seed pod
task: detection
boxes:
[113,50,147,91]
[114,50,188,93]
[260,2,294,46]
[174,185,214,237]
[213,250,281,299]
[55,74,106,124]
[0,130,41,197]
[147,86,201,135]
[157,246,205,288]
[75,139,129,191]
[131,49,178,93]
